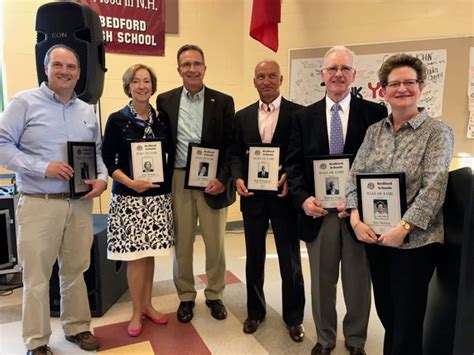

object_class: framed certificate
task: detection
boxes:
[128,139,164,183]
[312,154,352,212]
[246,144,280,192]
[356,173,407,235]
[184,143,219,190]
[67,141,97,198]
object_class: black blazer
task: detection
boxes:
[156,86,236,209]
[231,97,303,215]
[285,95,388,242]
[102,106,173,196]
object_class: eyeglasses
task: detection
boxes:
[321,66,353,75]
[386,79,419,89]
[179,61,205,69]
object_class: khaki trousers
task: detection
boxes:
[16,195,93,350]
[306,213,371,349]
[171,170,227,301]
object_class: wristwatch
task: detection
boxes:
[400,220,412,231]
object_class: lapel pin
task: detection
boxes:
[211,98,215,102]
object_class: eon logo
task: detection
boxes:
[51,32,67,39]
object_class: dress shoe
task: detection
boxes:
[26,345,53,355]
[127,326,143,337]
[311,342,335,355]
[143,312,168,325]
[65,331,100,351]
[345,343,367,355]
[205,299,227,320]
[243,318,262,334]
[177,301,195,323]
[288,324,305,342]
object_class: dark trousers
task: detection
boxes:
[242,199,305,325]
[365,243,439,355]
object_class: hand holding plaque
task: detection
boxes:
[67,142,97,198]
[356,173,407,235]
[128,139,164,183]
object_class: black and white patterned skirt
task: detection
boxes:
[107,193,175,260]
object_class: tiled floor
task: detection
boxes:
[0,228,384,354]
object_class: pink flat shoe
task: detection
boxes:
[127,326,143,337]
[143,313,168,325]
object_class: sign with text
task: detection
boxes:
[290,49,447,117]
[128,139,164,183]
[246,144,280,192]
[312,154,352,212]
[78,0,165,56]
[184,144,219,190]
[67,142,97,198]
[356,173,407,235]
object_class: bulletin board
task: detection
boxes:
[289,36,474,154]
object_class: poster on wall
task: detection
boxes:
[289,49,447,118]
[78,0,165,56]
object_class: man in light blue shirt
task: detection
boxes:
[0,44,107,355]
[157,44,235,324]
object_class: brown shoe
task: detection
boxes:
[65,331,99,351]
[311,342,335,355]
[205,299,227,320]
[26,345,53,355]
[345,343,367,355]
[288,324,305,342]
[243,318,262,334]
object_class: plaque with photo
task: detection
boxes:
[312,154,352,212]
[247,144,280,192]
[356,173,407,235]
[128,139,164,183]
[67,141,97,198]
[184,143,219,190]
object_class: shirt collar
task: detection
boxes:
[182,86,205,101]
[259,95,282,112]
[384,108,428,130]
[40,82,78,104]
[326,93,351,113]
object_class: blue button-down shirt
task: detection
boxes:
[0,82,108,194]
[174,86,205,168]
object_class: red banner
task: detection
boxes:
[78,0,165,56]
[249,0,281,52]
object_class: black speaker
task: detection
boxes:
[49,214,128,317]
[35,1,107,104]
[0,194,20,274]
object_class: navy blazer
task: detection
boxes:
[285,95,388,242]
[156,86,236,209]
[231,97,303,215]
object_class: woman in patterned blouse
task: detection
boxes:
[344,54,454,355]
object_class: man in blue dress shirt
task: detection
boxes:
[0,45,107,355]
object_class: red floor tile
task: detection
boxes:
[93,313,211,354]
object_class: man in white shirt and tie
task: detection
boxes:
[286,46,388,355]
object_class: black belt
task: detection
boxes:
[22,192,70,200]
[174,167,187,171]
